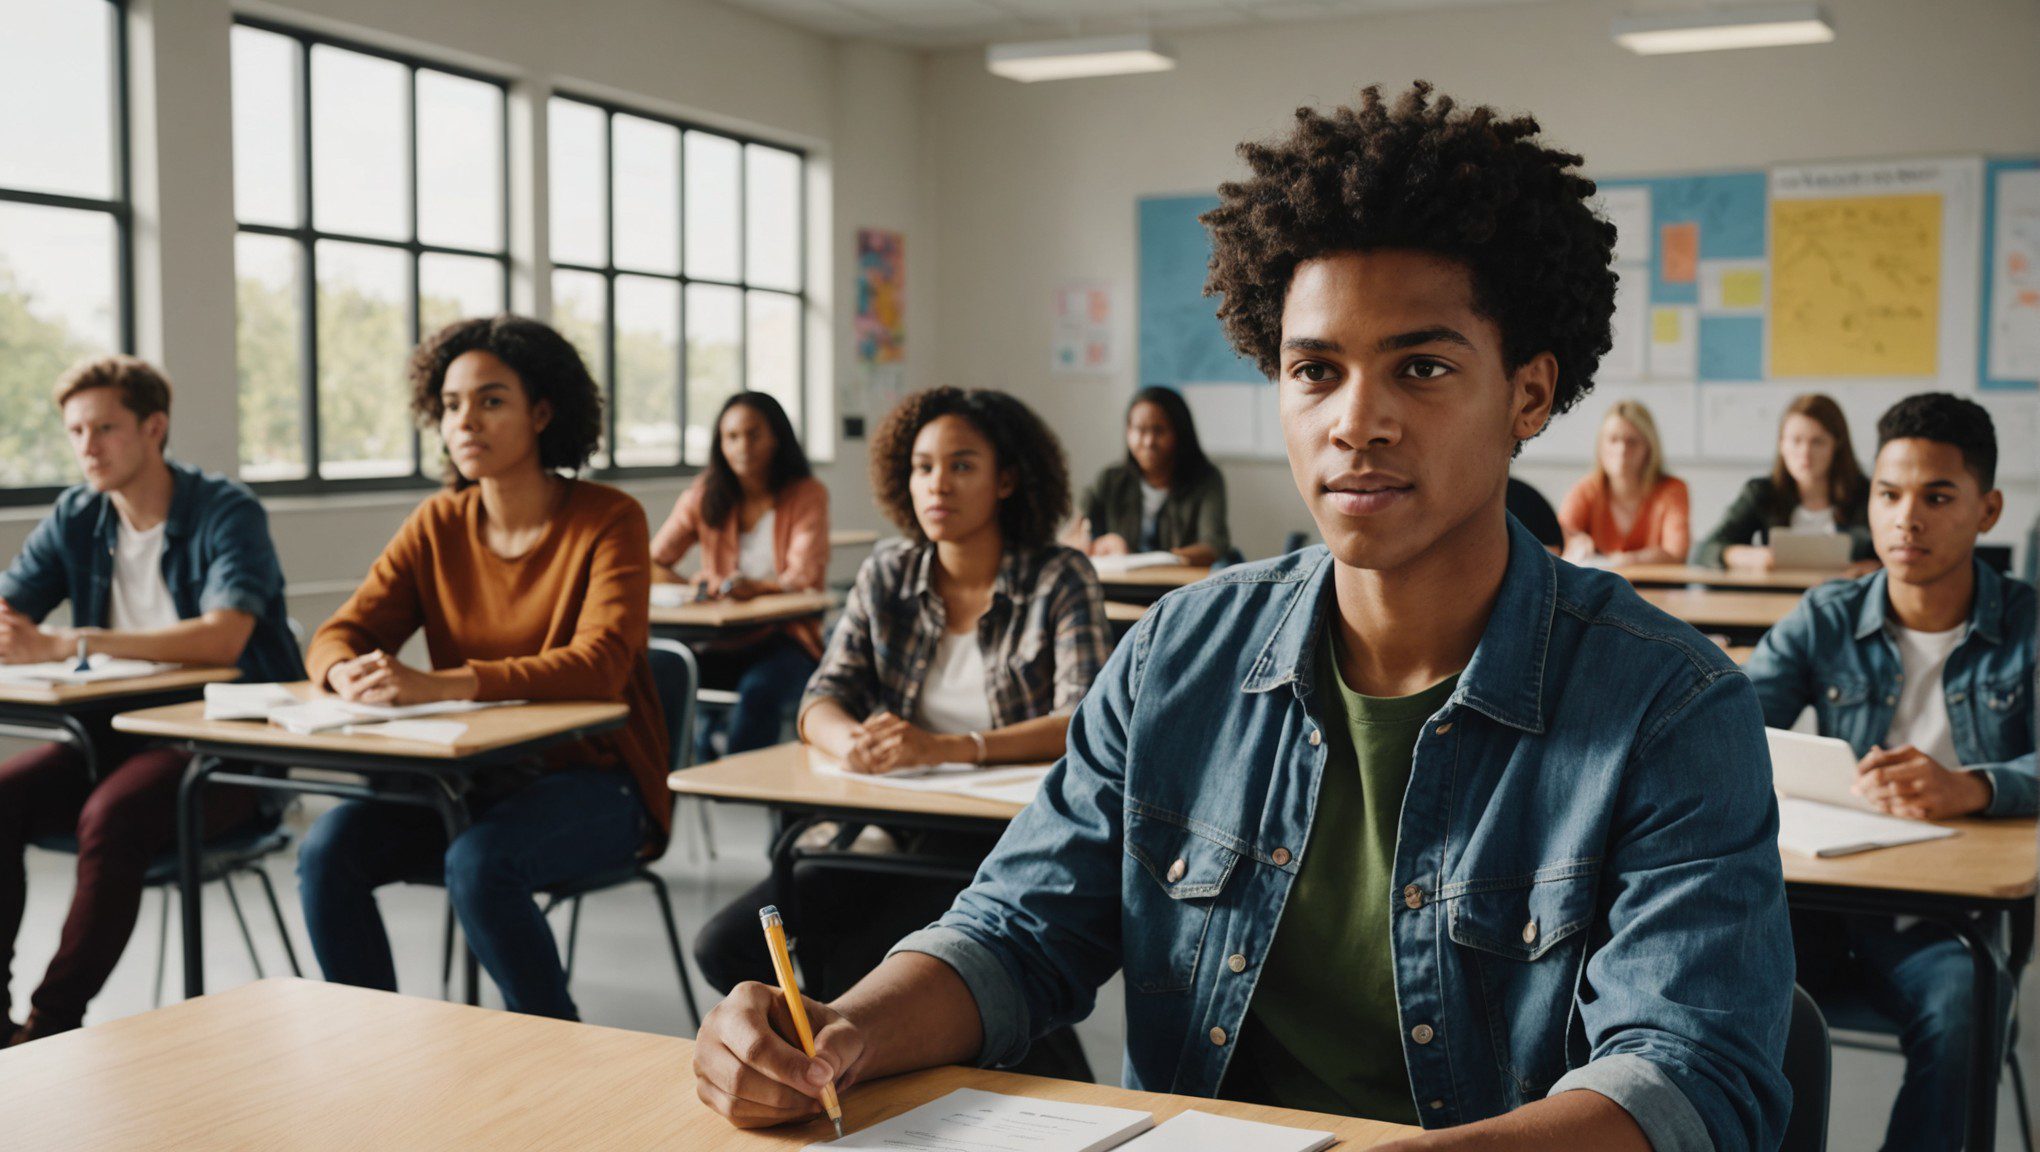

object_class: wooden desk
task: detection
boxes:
[1093,563,1212,604]
[1638,588,1801,642]
[1105,601,1149,624]
[671,741,1025,823]
[1619,563,1840,591]
[650,590,833,643]
[0,665,240,783]
[114,685,627,1000]
[1784,815,2037,1149]
[0,979,1418,1150]
[829,528,882,548]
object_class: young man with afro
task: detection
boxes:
[692,83,1793,1152]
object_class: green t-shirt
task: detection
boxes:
[1223,630,1459,1124]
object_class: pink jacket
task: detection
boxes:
[652,476,830,658]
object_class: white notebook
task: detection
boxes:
[812,756,1053,806]
[0,655,171,685]
[806,1088,1152,1151]
[1777,796,1958,858]
[202,683,520,732]
[1118,1111,1337,1152]
[1086,552,1180,576]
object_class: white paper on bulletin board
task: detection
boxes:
[1183,382,1284,460]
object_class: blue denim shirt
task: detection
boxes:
[0,461,304,685]
[1742,562,2035,817]
[894,519,1792,1152]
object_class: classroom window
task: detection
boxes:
[546,94,808,471]
[231,20,510,489]
[0,0,130,497]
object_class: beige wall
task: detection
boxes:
[919,0,2040,562]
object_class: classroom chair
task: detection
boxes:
[1783,983,1832,1152]
[432,640,704,1031]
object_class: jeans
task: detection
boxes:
[1793,909,2012,1152]
[0,733,260,1030]
[296,767,645,1021]
[692,633,817,760]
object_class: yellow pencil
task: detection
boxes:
[759,905,845,1139]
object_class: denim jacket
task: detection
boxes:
[894,518,1792,1152]
[0,461,304,685]
[1742,562,2035,817]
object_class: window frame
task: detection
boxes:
[0,0,133,505]
[546,90,810,478]
[232,15,513,496]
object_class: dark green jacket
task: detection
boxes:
[1080,462,1230,557]
[1691,476,1874,568]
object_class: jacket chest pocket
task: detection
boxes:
[1814,674,1872,733]
[1447,869,1598,1099]
[1123,809,1240,994]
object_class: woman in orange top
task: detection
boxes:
[296,316,665,1022]
[652,393,828,758]
[1559,400,1690,567]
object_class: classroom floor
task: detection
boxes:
[9,797,2034,1148]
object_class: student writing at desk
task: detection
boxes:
[651,392,829,759]
[1064,385,1230,566]
[694,84,1791,1151]
[1691,392,1876,572]
[0,356,303,1046]
[691,386,1108,1078]
[295,317,667,1022]
[1558,401,1689,568]
[1742,393,2034,1152]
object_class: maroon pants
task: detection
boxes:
[0,734,258,1028]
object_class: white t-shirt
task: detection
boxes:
[108,517,181,633]
[1884,622,1967,769]
[914,630,995,736]
[735,509,778,583]
[1789,504,1838,534]
[1138,481,1168,549]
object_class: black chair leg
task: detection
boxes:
[463,947,481,1007]
[2008,1047,2033,1152]
[641,869,701,1030]
[152,886,171,1009]
[439,903,456,1000]
[247,865,302,978]
[221,872,264,979]
[564,896,583,983]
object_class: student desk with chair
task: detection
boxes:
[109,687,628,1001]
[0,978,1421,1150]
[1092,563,1213,605]
[649,590,834,646]
[0,667,242,783]
[1617,563,1843,592]
[1636,587,1804,644]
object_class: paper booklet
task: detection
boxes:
[806,1090,1338,1152]
[0,655,172,685]
[1086,552,1180,576]
[202,683,520,733]
[1766,728,1959,857]
[812,757,1053,807]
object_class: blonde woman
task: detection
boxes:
[1559,400,1689,567]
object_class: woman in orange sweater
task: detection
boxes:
[651,393,828,758]
[1559,400,1690,568]
[296,316,666,1021]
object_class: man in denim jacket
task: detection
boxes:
[0,356,303,1046]
[694,84,1792,1152]
[1743,393,2033,1151]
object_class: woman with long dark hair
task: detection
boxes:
[1693,393,1874,570]
[652,391,829,758]
[1064,385,1230,565]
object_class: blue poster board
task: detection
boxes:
[1599,170,1769,383]
[1137,195,1264,387]
[1980,157,2040,392]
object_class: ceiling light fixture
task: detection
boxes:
[1612,4,1835,54]
[986,33,1177,83]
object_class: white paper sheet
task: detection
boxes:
[1116,1111,1337,1152]
[1777,796,1958,858]
[1085,552,1179,576]
[806,1088,1153,1152]
[203,682,303,720]
[813,757,1053,807]
[339,719,469,745]
[0,655,171,685]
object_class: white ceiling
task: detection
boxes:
[713,0,1554,48]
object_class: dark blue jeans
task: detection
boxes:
[296,767,645,1020]
[693,634,818,760]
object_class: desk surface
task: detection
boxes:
[650,590,834,630]
[1620,563,1842,591]
[1783,814,2037,901]
[0,665,240,706]
[1092,563,1213,589]
[830,528,882,548]
[672,741,1027,821]
[1105,600,1148,624]
[0,979,1418,1150]
[111,682,627,761]
[1638,587,1803,630]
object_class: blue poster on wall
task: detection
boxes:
[1137,195,1264,387]
[1600,170,1769,383]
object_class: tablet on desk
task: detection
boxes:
[1767,728,1872,811]
[1769,530,1853,571]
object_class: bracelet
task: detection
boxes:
[966,730,988,765]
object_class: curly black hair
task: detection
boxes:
[1877,393,1998,490]
[1201,81,1617,427]
[870,387,1071,551]
[408,315,605,488]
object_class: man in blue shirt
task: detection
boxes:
[1743,393,2033,1151]
[694,83,1791,1151]
[0,355,302,1046]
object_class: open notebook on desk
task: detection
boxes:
[812,757,1054,807]
[808,1088,1335,1152]
[1086,552,1179,576]
[201,683,521,743]
[0,654,172,685]
[1767,728,1958,857]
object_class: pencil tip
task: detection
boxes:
[833,1118,845,1139]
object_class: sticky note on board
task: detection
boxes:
[1661,222,1699,283]
[1720,269,1765,309]
[1653,307,1683,343]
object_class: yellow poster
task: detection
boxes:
[1769,193,1940,377]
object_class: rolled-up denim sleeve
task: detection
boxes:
[0,509,73,622]
[888,604,1146,1068]
[197,491,285,618]
[1740,597,1818,730]
[1559,668,1793,1152]
[1973,753,2037,817]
